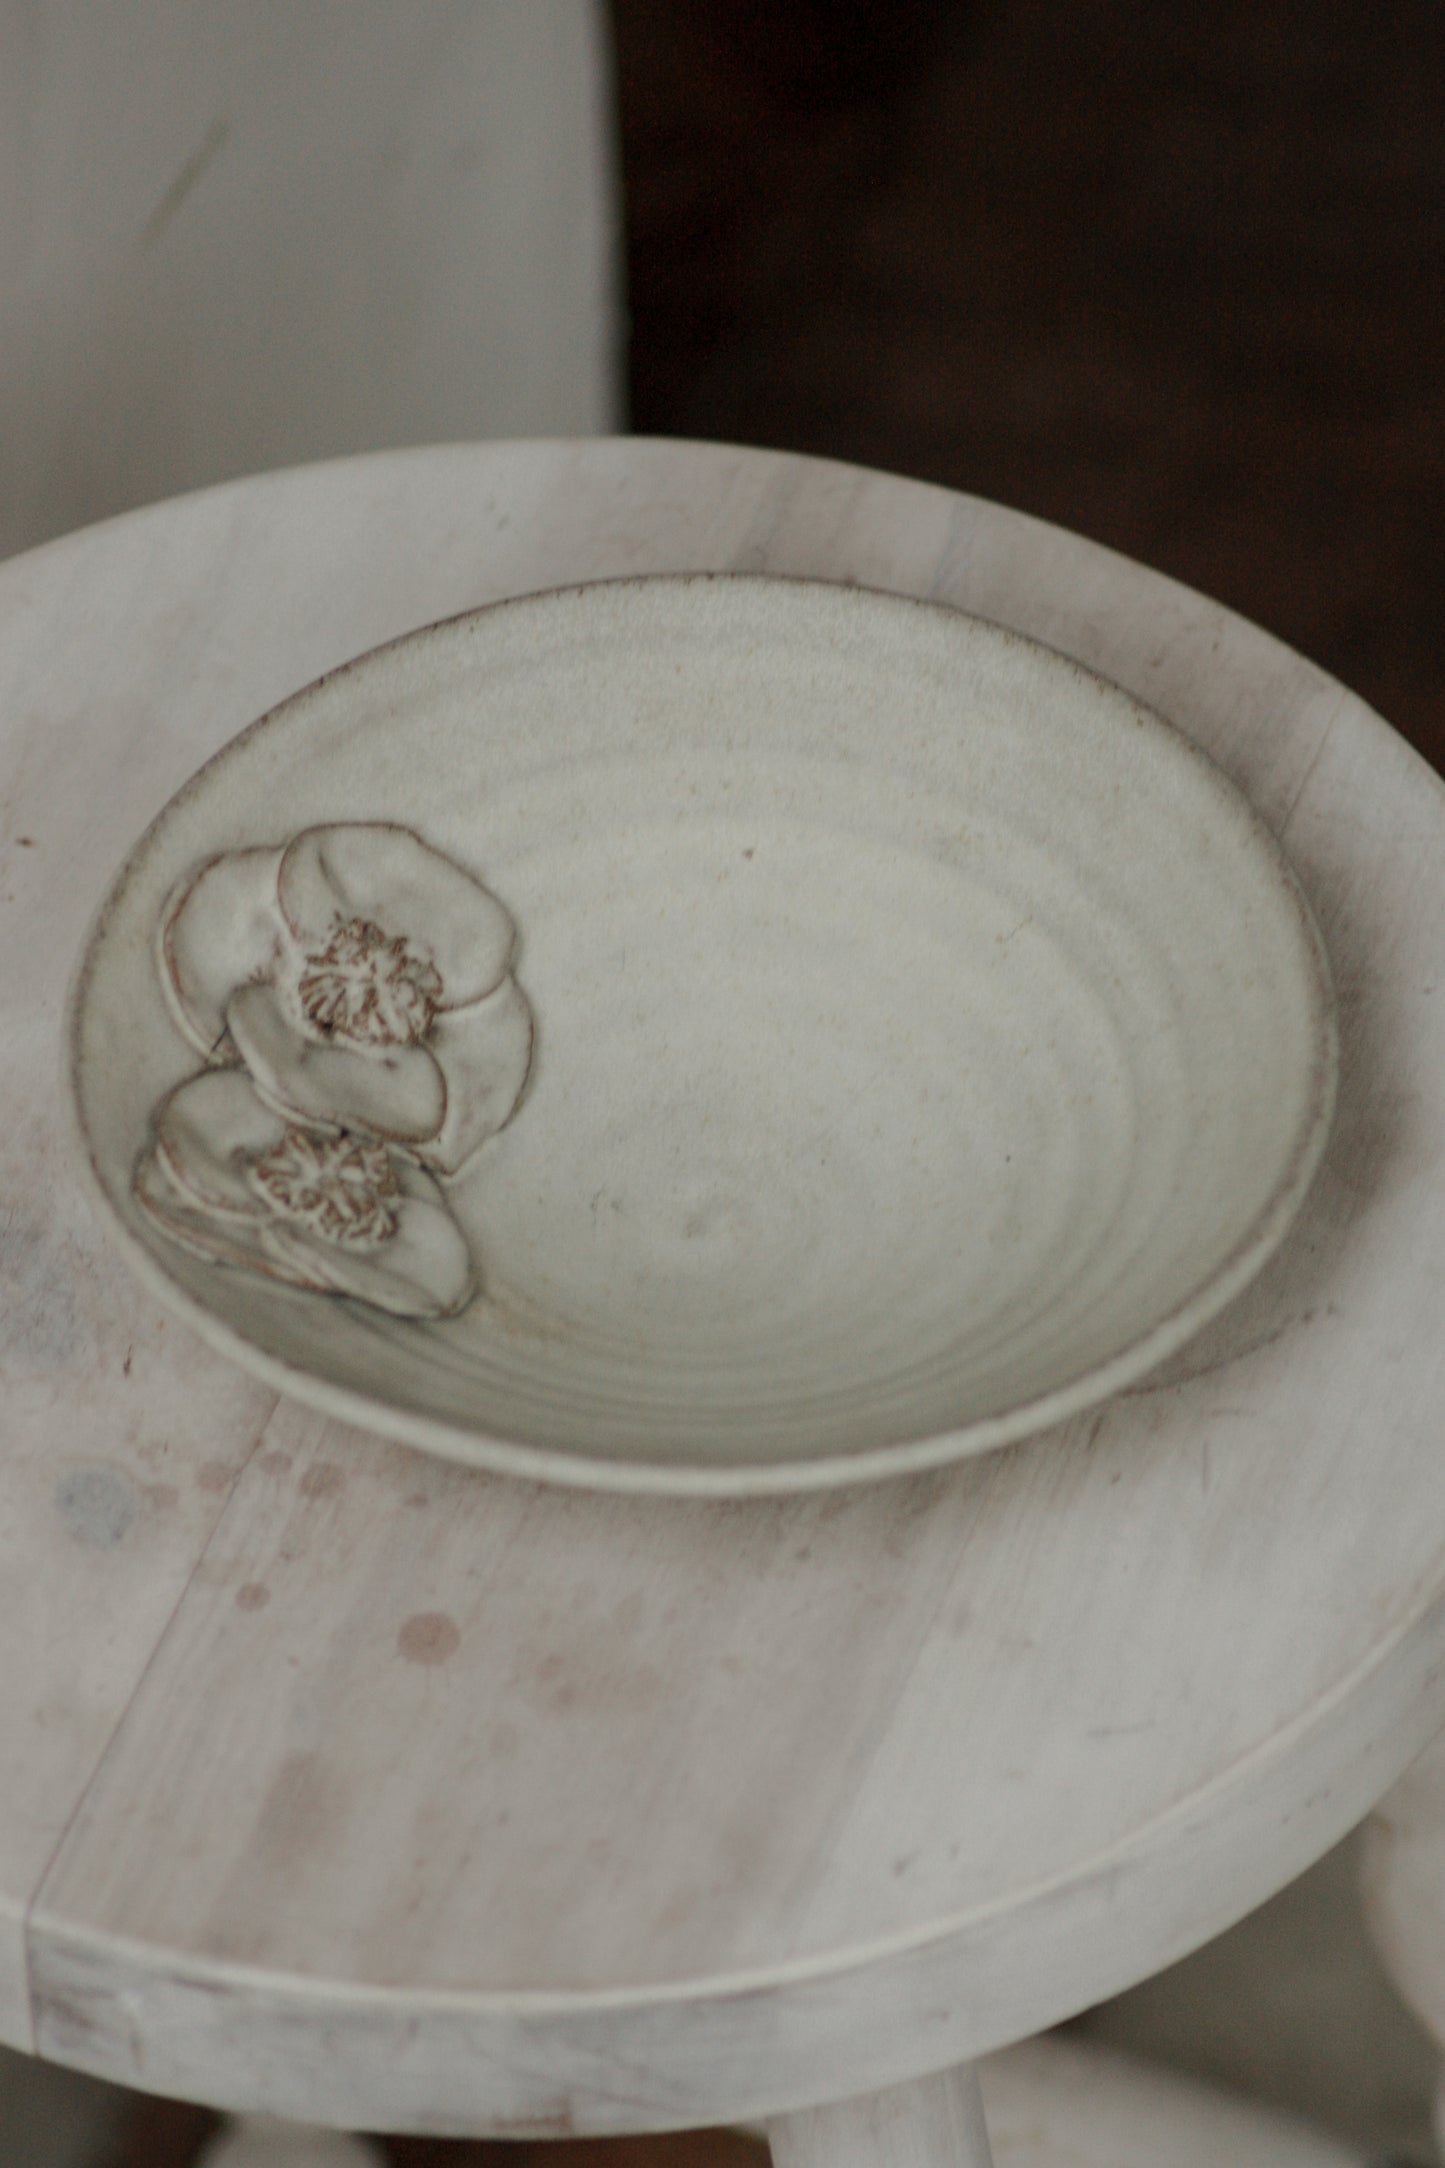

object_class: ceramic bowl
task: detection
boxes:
[67,575,1337,1491]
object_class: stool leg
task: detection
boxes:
[1360,1730,1445,2152]
[768,2064,994,2168]
[195,2115,387,2167]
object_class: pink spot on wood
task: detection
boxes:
[300,1461,345,1499]
[398,1611,460,1665]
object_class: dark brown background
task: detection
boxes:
[614,0,1444,768]
[113,2,1442,2159]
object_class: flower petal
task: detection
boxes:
[268,1161,477,1317]
[152,1067,289,1219]
[416,975,535,1179]
[228,980,446,1143]
[135,1142,324,1289]
[277,824,514,1009]
[158,847,288,1057]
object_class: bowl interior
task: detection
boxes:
[69,577,1336,1490]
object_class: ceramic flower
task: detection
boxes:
[157,823,533,1179]
[134,1068,475,1317]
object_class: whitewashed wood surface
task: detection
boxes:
[978,2036,1364,2168]
[772,2062,996,2168]
[1362,1732,1445,2148]
[192,2037,1364,2168]
[3,440,1445,2137]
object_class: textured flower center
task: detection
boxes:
[298,917,443,1045]
[251,1127,402,1249]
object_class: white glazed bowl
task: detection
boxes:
[68,575,1337,1491]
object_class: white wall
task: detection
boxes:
[0,1,622,558]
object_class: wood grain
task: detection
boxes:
[1362,1734,1445,2148]
[115,2036,1367,2167]
[770,2065,994,2168]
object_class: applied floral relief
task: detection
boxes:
[136,823,532,1317]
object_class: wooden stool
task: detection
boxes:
[982,2038,1363,2167]
[1363,1736,1445,2153]
[195,2039,1366,2166]
[3,441,1442,2165]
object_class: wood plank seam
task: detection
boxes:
[19,1390,283,2050]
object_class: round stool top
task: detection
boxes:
[2,441,1443,2139]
